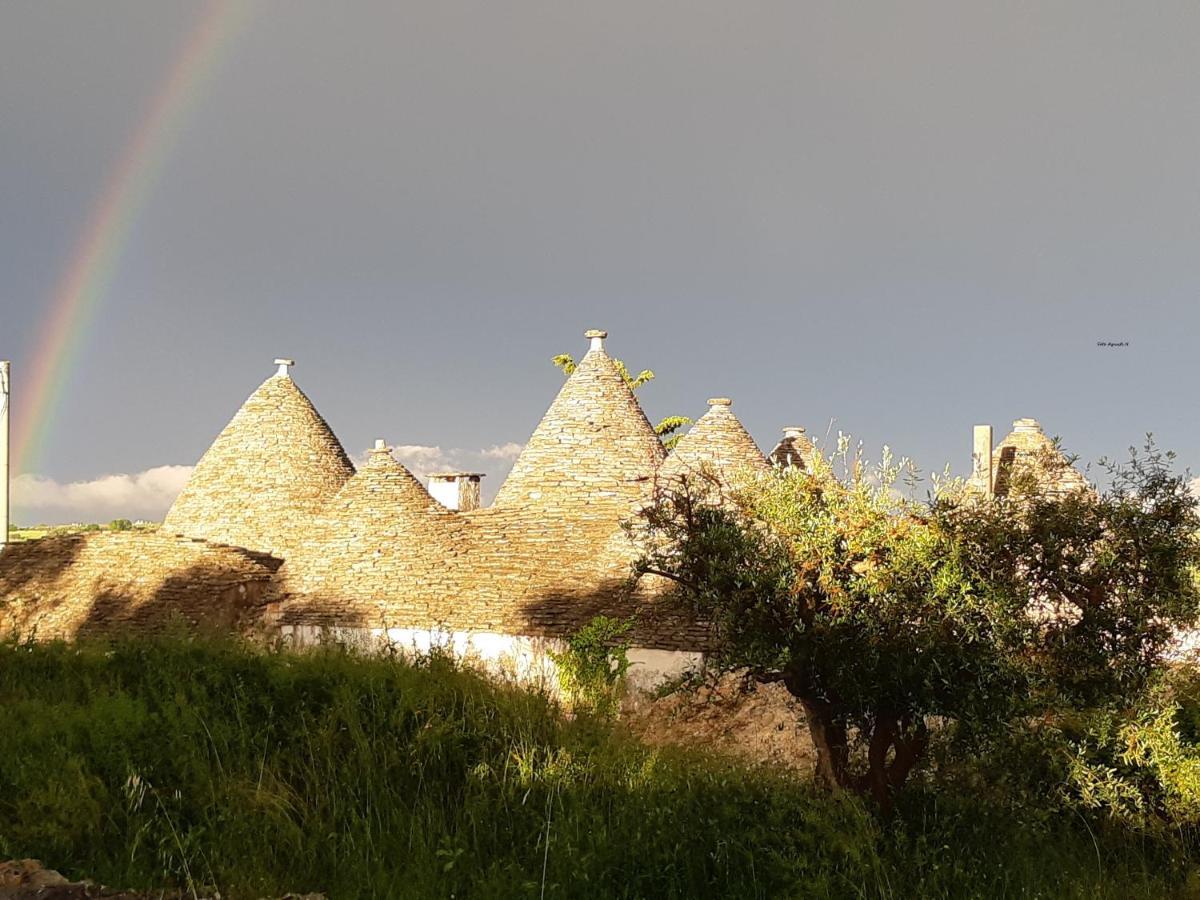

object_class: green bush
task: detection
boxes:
[550,616,632,718]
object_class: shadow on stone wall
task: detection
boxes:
[0,532,279,642]
[515,575,713,652]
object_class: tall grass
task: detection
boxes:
[0,636,1189,898]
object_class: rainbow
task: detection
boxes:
[14,0,252,475]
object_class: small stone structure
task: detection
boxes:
[427,471,483,511]
[659,398,770,489]
[768,426,816,469]
[0,329,1095,690]
[968,418,1091,499]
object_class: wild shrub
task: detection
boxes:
[550,615,632,718]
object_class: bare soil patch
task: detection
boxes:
[624,671,817,774]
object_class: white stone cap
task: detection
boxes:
[427,471,484,480]
[1013,418,1042,433]
[368,439,392,455]
[782,425,806,437]
[274,358,295,377]
[708,397,732,407]
[584,329,607,352]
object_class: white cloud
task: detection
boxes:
[10,441,528,526]
[479,442,524,461]
[12,465,194,525]
[390,444,455,474]
[1189,476,1200,499]
[351,443,525,503]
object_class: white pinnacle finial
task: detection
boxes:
[274,358,294,377]
[584,329,607,352]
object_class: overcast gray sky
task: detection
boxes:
[3,1,1199,523]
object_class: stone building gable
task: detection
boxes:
[769,426,816,469]
[163,366,354,557]
[0,532,280,640]
[492,330,666,511]
[990,419,1091,499]
[659,398,768,489]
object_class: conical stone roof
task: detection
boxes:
[271,442,470,615]
[493,330,666,511]
[163,362,354,557]
[769,426,816,469]
[659,398,768,488]
[990,418,1090,498]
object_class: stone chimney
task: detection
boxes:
[972,424,993,496]
[584,329,607,353]
[427,472,484,511]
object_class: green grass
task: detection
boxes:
[0,636,1191,899]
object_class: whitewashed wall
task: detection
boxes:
[277,624,704,695]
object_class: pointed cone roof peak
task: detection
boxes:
[331,442,437,514]
[661,397,768,486]
[274,439,470,609]
[583,329,608,354]
[770,423,816,469]
[493,330,665,509]
[164,368,354,556]
[990,418,1089,498]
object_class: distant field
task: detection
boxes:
[7,522,160,543]
[8,529,50,543]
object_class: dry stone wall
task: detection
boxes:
[0,532,279,640]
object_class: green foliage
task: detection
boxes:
[1057,667,1200,829]
[0,636,1191,898]
[550,354,578,377]
[654,415,693,450]
[636,435,1200,810]
[550,616,632,718]
[108,519,133,532]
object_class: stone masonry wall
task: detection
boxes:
[0,532,280,640]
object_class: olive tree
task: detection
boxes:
[634,437,1200,809]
